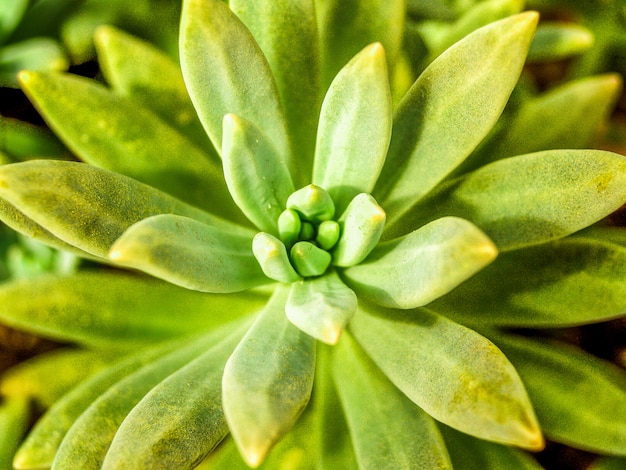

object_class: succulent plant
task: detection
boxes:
[0,0,626,468]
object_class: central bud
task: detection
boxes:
[252,184,386,283]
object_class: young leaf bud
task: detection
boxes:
[253,232,300,283]
[290,241,332,277]
[286,184,335,222]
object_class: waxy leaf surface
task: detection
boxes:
[110,214,266,293]
[349,305,543,450]
[0,271,266,347]
[19,71,239,218]
[0,160,240,259]
[375,12,538,222]
[180,0,291,165]
[222,114,295,233]
[431,236,626,327]
[313,42,392,214]
[223,287,316,467]
[0,396,29,470]
[494,333,626,456]
[395,150,626,250]
[343,217,497,308]
[333,333,452,469]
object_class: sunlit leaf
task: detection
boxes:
[0,271,266,348]
[223,286,316,467]
[349,305,543,450]
[375,12,538,223]
[333,332,453,469]
[102,325,247,469]
[492,332,626,456]
[18,70,241,219]
[0,160,241,259]
[286,270,357,344]
[230,0,320,183]
[222,114,295,233]
[0,396,29,470]
[313,43,392,214]
[343,217,497,308]
[430,236,626,327]
[180,0,292,166]
[391,150,626,250]
[110,214,267,293]
[53,320,249,469]
[528,22,594,61]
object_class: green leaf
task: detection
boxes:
[0,396,29,470]
[375,12,538,223]
[528,22,594,62]
[492,333,626,456]
[110,214,267,293]
[286,270,357,344]
[343,217,497,309]
[430,236,626,327]
[491,74,622,159]
[589,457,626,470]
[0,160,241,259]
[102,325,246,469]
[0,116,69,161]
[439,424,544,470]
[349,305,543,450]
[314,345,358,469]
[14,339,184,470]
[0,0,29,43]
[393,150,626,250]
[18,71,241,219]
[180,0,292,166]
[312,43,392,214]
[52,320,249,470]
[0,271,266,347]
[223,286,316,467]
[0,349,115,409]
[222,114,295,233]
[316,0,406,89]
[333,332,453,469]
[229,0,321,183]
[94,25,217,155]
[0,38,68,87]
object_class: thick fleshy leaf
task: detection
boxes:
[493,333,626,456]
[110,214,267,293]
[375,13,538,223]
[314,345,358,469]
[343,217,497,309]
[0,349,115,408]
[439,424,544,470]
[0,38,68,88]
[0,116,69,162]
[102,325,246,469]
[590,457,626,470]
[94,25,216,154]
[430,236,626,327]
[223,287,316,467]
[18,70,240,219]
[316,0,405,88]
[0,396,29,470]
[490,74,622,159]
[14,339,184,470]
[528,23,594,62]
[0,0,28,42]
[333,332,452,469]
[0,160,241,259]
[286,270,357,344]
[52,321,249,470]
[180,0,292,166]
[312,43,392,214]
[222,114,295,233]
[230,0,320,182]
[349,305,543,450]
[392,150,626,250]
[0,271,266,347]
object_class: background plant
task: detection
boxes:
[0,0,625,469]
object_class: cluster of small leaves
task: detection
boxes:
[0,0,180,87]
[0,0,625,469]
